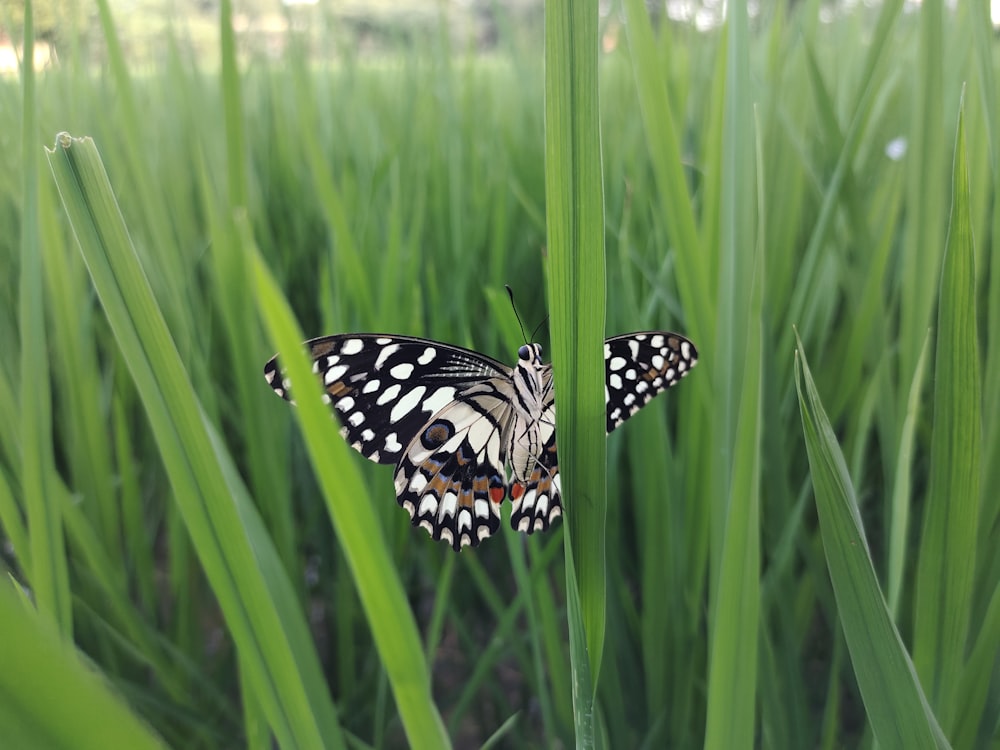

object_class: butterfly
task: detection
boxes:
[264,332,697,550]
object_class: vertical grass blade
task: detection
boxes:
[703,231,762,748]
[544,0,607,704]
[19,0,72,634]
[795,337,949,750]
[912,93,981,734]
[46,134,341,749]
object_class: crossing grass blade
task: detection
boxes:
[45,134,343,749]
[251,244,451,750]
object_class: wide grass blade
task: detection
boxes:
[544,0,607,711]
[251,246,451,750]
[46,134,341,749]
[912,93,981,735]
[0,580,166,749]
[795,336,948,750]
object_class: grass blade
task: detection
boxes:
[544,0,607,707]
[0,580,167,749]
[46,134,340,749]
[19,0,72,635]
[251,247,451,750]
[912,92,981,735]
[795,336,948,750]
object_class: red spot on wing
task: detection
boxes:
[510,482,525,500]
[489,486,506,504]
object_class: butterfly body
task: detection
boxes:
[265,331,696,550]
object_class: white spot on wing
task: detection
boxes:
[384,432,402,453]
[376,383,401,406]
[375,344,400,369]
[609,373,623,390]
[390,362,415,380]
[650,334,665,348]
[418,495,438,517]
[335,396,355,412]
[440,492,458,518]
[390,385,427,423]
[421,386,456,415]
[348,411,365,426]
[362,379,381,394]
[324,364,348,384]
[609,356,626,371]
[340,338,364,355]
[417,347,437,365]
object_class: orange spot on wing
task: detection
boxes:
[489,486,505,504]
[510,483,525,500]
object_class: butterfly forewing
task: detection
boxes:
[604,332,698,433]
[264,334,510,465]
[264,329,697,550]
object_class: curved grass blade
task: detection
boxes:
[46,134,341,749]
[795,335,949,750]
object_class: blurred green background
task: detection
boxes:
[2,0,999,748]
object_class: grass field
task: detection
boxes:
[2,0,999,748]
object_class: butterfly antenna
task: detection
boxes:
[529,315,549,343]
[505,285,530,344]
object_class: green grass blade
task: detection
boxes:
[19,0,72,635]
[251,249,451,750]
[0,580,167,749]
[795,337,948,750]
[45,134,340,749]
[544,0,607,703]
[912,92,981,735]
[704,202,762,747]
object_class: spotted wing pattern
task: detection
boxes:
[604,332,698,433]
[264,330,698,550]
[264,335,509,466]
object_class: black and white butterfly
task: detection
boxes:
[264,332,697,550]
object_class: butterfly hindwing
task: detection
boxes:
[509,392,562,534]
[264,334,510,465]
[393,386,511,549]
[604,332,698,433]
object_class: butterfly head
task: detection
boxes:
[517,343,544,366]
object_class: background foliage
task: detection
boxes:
[1,0,998,747]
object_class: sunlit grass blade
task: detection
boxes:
[46,134,340,749]
[795,335,949,750]
[544,0,607,711]
[0,580,167,749]
[251,245,451,750]
[912,93,980,735]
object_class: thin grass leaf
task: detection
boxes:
[46,134,341,749]
[544,0,607,712]
[704,195,762,748]
[795,336,948,750]
[19,0,71,635]
[251,246,451,750]
[912,91,981,735]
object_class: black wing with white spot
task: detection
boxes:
[264,334,510,465]
[604,332,698,433]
